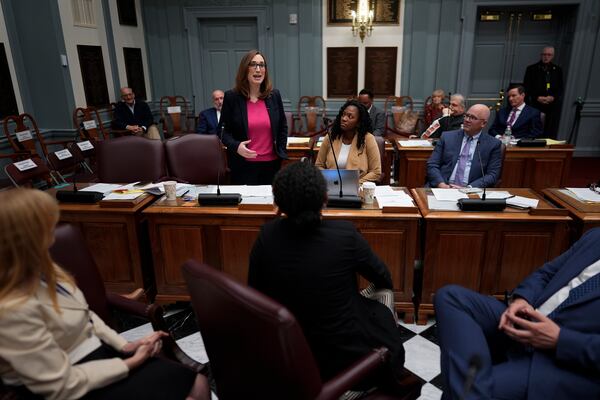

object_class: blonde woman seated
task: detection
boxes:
[0,188,209,400]
[315,99,381,184]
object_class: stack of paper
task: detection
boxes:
[431,189,468,201]
[566,187,600,203]
[476,191,512,199]
[398,140,433,147]
[506,196,539,209]
[374,186,414,209]
[427,195,460,211]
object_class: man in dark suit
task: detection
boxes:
[358,88,385,136]
[488,84,543,139]
[435,227,600,400]
[426,104,502,188]
[524,46,564,138]
[196,89,224,135]
[112,87,160,139]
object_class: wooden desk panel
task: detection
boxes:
[543,188,600,239]
[144,195,421,322]
[396,141,573,190]
[56,193,156,295]
[412,188,570,324]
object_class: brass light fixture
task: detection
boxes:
[351,0,374,42]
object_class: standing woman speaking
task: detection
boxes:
[220,49,288,185]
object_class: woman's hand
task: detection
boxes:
[237,140,258,159]
[122,331,168,355]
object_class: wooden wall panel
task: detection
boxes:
[158,226,204,286]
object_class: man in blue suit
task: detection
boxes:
[196,89,224,134]
[435,227,600,400]
[426,104,502,188]
[489,84,543,139]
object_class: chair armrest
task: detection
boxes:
[316,347,389,400]
[107,291,151,318]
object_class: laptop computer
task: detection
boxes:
[321,169,360,198]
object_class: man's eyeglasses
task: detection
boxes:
[463,113,484,121]
[249,62,267,69]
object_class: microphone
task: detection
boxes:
[460,355,482,400]
[322,117,361,209]
[457,139,506,211]
[56,163,103,203]
[198,123,242,206]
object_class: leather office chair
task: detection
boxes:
[49,224,203,373]
[96,136,167,183]
[164,134,227,184]
[182,260,423,400]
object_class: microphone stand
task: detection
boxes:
[457,138,506,211]
[198,123,242,206]
[322,117,362,209]
[56,162,103,203]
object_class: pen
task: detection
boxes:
[180,189,190,197]
[505,195,516,199]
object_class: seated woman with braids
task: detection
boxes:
[315,99,381,184]
[248,161,408,397]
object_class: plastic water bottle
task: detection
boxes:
[502,125,512,145]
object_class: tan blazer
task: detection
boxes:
[315,132,381,184]
[0,283,129,400]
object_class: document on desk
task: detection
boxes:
[477,191,512,199]
[140,182,192,196]
[398,140,433,147]
[432,189,468,201]
[506,196,539,209]
[103,192,145,200]
[374,186,415,208]
[566,187,600,203]
[184,185,273,198]
[427,195,460,211]
[80,183,122,195]
[240,196,273,205]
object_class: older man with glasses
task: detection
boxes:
[426,104,502,189]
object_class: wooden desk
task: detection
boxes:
[285,140,395,185]
[144,192,421,322]
[55,190,156,295]
[542,188,600,237]
[396,141,573,190]
[411,188,571,324]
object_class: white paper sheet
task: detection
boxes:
[377,196,415,209]
[374,185,396,197]
[103,192,145,200]
[477,191,512,199]
[287,137,310,144]
[506,196,539,209]
[240,196,274,205]
[432,188,468,201]
[427,195,460,211]
[80,183,122,195]
[398,140,433,147]
[566,187,600,203]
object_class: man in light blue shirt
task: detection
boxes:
[426,104,502,189]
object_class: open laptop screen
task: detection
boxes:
[321,169,360,197]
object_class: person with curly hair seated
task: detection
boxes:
[315,99,381,184]
[248,161,412,398]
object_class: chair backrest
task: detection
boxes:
[49,224,113,325]
[4,155,56,188]
[3,113,46,158]
[160,95,191,138]
[182,260,323,400]
[164,134,227,184]
[374,135,386,184]
[73,106,109,141]
[295,95,326,136]
[96,136,167,183]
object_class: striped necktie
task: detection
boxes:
[506,108,518,127]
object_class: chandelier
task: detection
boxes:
[351,0,374,42]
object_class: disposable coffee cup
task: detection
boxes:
[163,181,177,200]
[362,181,376,204]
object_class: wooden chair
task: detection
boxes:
[159,95,193,138]
[182,260,423,400]
[383,96,420,139]
[292,95,327,137]
[2,113,77,184]
[4,155,59,188]
[73,106,110,141]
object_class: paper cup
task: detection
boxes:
[163,181,177,200]
[362,181,376,204]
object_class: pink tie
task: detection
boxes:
[507,108,518,127]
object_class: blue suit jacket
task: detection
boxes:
[488,104,543,139]
[426,129,502,188]
[197,107,219,135]
[511,228,600,400]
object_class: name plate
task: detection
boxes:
[14,158,37,171]
[83,120,97,130]
[167,106,181,114]
[54,149,73,160]
[16,130,33,142]
[77,140,94,151]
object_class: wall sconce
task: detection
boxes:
[351,0,374,42]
